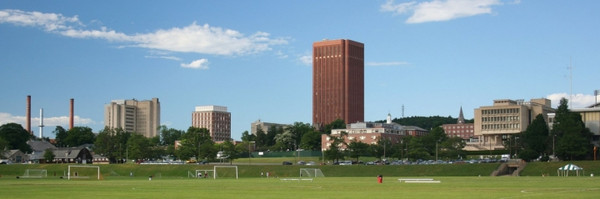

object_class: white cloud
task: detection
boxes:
[180,59,209,69]
[0,9,80,31]
[299,54,312,66]
[546,93,597,109]
[0,9,288,56]
[381,0,505,24]
[275,51,288,59]
[367,61,410,66]
[0,112,94,127]
[144,55,182,61]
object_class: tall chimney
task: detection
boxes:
[26,95,31,134]
[39,108,44,138]
[70,98,74,129]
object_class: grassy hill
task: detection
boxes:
[1,161,599,178]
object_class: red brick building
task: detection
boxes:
[322,117,428,151]
[313,39,364,128]
[192,105,231,141]
[442,107,474,140]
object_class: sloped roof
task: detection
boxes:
[558,164,583,171]
[2,149,23,157]
[27,140,57,152]
[53,148,89,159]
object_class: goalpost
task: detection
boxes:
[68,165,100,180]
[213,166,238,179]
[21,169,47,178]
[299,168,325,178]
[188,170,214,178]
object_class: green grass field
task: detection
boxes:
[2,161,600,198]
[1,176,599,198]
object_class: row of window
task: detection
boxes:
[446,125,473,129]
[482,108,520,115]
[482,123,520,130]
[482,116,520,122]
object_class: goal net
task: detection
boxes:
[300,168,325,178]
[21,169,47,178]
[68,165,101,180]
[214,166,238,179]
[188,170,213,178]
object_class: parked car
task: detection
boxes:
[339,160,352,165]
[282,161,292,165]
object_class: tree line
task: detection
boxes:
[0,98,595,163]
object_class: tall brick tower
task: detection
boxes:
[312,39,364,128]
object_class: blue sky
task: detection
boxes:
[1,0,599,140]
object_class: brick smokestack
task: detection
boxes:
[70,98,74,129]
[26,95,31,134]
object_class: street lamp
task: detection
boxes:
[248,141,255,165]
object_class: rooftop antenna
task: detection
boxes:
[568,57,573,108]
[401,104,405,118]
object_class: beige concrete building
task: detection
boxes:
[192,105,231,141]
[104,98,160,138]
[472,98,554,150]
[250,120,290,135]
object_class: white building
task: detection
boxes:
[104,98,160,138]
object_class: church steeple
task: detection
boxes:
[386,113,392,124]
[457,106,465,124]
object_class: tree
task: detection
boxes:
[176,127,215,161]
[347,141,369,162]
[127,133,152,161]
[322,119,345,135]
[286,122,314,148]
[300,131,322,150]
[421,126,447,156]
[0,123,32,153]
[254,127,267,149]
[272,130,294,151]
[64,127,96,147]
[53,126,68,147]
[159,125,183,146]
[43,148,55,163]
[519,114,550,161]
[220,140,239,164]
[439,136,466,160]
[241,131,255,142]
[369,138,393,160]
[324,132,347,163]
[266,126,282,147]
[406,136,431,161]
[0,137,8,158]
[552,98,593,160]
[94,127,131,163]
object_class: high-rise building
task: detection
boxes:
[192,105,231,142]
[312,39,364,128]
[104,98,160,138]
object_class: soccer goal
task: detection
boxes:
[214,166,238,179]
[21,169,47,178]
[68,165,100,180]
[188,170,213,178]
[300,168,325,178]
